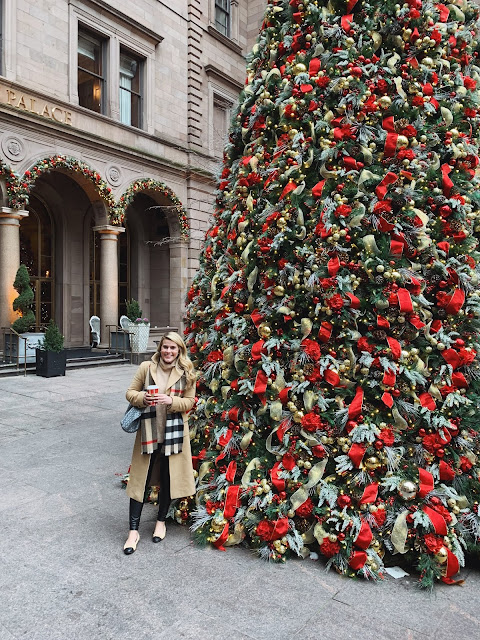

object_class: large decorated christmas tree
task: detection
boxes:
[183,0,480,587]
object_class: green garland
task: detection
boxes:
[0,160,27,210]
[0,158,190,238]
[22,155,118,219]
[118,178,190,239]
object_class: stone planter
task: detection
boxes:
[128,322,150,353]
[4,332,45,363]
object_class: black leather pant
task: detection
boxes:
[129,449,171,530]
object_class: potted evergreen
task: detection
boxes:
[5,264,43,363]
[125,299,150,352]
[36,320,67,377]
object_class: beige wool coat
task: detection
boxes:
[125,353,196,502]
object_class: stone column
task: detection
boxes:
[0,207,29,334]
[93,225,125,348]
[169,240,189,333]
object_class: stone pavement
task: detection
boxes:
[1,365,480,640]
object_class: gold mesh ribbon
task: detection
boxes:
[290,460,328,512]
[391,510,409,554]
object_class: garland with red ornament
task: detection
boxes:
[21,155,119,221]
[0,160,27,210]
[183,0,480,588]
[0,159,190,237]
[118,178,190,239]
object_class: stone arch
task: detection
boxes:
[18,155,117,221]
[117,178,189,239]
[118,178,189,331]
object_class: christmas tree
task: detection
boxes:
[183,0,480,587]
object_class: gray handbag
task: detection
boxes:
[121,404,144,433]
[121,367,151,433]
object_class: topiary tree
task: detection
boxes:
[125,299,142,322]
[183,0,480,588]
[38,320,64,352]
[12,264,35,333]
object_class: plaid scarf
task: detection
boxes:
[140,369,186,456]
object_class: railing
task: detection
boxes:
[1,326,47,376]
[106,324,133,364]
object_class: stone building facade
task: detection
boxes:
[0,0,264,348]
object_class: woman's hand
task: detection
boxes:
[157,394,173,406]
[144,392,159,406]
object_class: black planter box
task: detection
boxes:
[35,349,67,377]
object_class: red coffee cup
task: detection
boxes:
[146,384,159,405]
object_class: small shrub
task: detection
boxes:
[125,299,142,322]
[39,320,64,353]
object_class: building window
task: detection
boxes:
[213,94,232,157]
[78,28,106,114]
[20,196,54,326]
[215,0,230,38]
[119,49,143,128]
[0,1,3,75]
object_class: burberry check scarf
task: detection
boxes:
[140,368,186,456]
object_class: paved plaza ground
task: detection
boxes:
[1,364,480,640]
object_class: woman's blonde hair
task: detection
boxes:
[157,331,196,385]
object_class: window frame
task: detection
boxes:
[119,46,144,129]
[207,75,239,158]
[77,26,108,115]
[212,93,233,158]
[214,0,231,38]
[0,0,3,76]
[69,1,161,134]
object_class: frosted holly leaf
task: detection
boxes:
[318,481,339,508]
[451,537,466,567]
[334,455,354,474]
[381,475,402,492]
[286,529,305,557]
[443,393,472,407]
[413,510,435,531]
[349,423,379,444]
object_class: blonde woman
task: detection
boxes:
[123,332,196,554]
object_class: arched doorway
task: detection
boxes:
[19,167,104,346]
[19,194,54,327]
[126,192,170,326]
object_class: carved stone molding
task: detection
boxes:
[1,134,26,162]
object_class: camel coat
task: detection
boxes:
[125,353,196,502]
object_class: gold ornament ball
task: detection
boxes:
[378,96,392,109]
[211,517,227,533]
[274,285,285,297]
[396,135,409,148]
[398,480,418,500]
[258,323,272,338]
[293,63,307,75]
[365,456,381,470]
[434,547,449,564]
[293,411,304,424]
